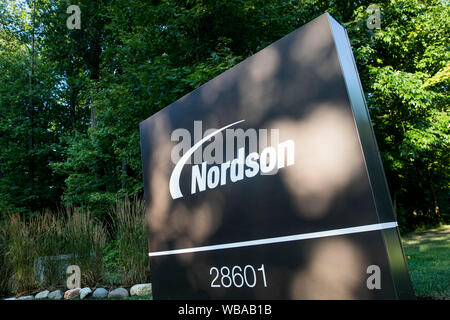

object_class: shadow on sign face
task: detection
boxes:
[141,14,386,299]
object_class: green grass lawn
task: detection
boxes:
[401,225,450,300]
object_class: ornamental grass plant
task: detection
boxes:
[110,196,149,286]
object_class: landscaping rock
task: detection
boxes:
[64,288,80,299]
[92,288,108,299]
[5,297,17,300]
[108,287,129,299]
[48,290,63,300]
[35,290,50,299]
[130,283,152,296]
[18,295,34,300]
[79,287,92,299]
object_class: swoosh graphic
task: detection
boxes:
[169,119,245,199]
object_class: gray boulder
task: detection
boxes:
[92,288,108,299]
[35,290,50,299]
[130,283,152,296]
[108,287,129,299]
[18,295,34,300]
[80,287,92,299]
[48,290,63,300]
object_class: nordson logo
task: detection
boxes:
[169,120,295,199]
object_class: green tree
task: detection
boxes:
[0,0,448,230]
[0,0,66,213]
[347,0,449,229]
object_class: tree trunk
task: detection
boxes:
[428,169,441,222]
[393,192,397,220]
[121,159,127,194]
[89,33,101,128]
[28,0,35,211]
[69,86,77,130]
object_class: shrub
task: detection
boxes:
[63,208,107,287]
[0,208,108,294]
[29,210,66,289]
[5,214,37,294]
[0,219,13,296]
[103,239,122,286]
[111,197,149,285]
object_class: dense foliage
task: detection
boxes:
[0,0,448,230]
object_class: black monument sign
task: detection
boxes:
[140,13,415,299]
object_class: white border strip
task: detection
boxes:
[148,222,398,257]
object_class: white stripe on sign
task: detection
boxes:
[148,222,398,257]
